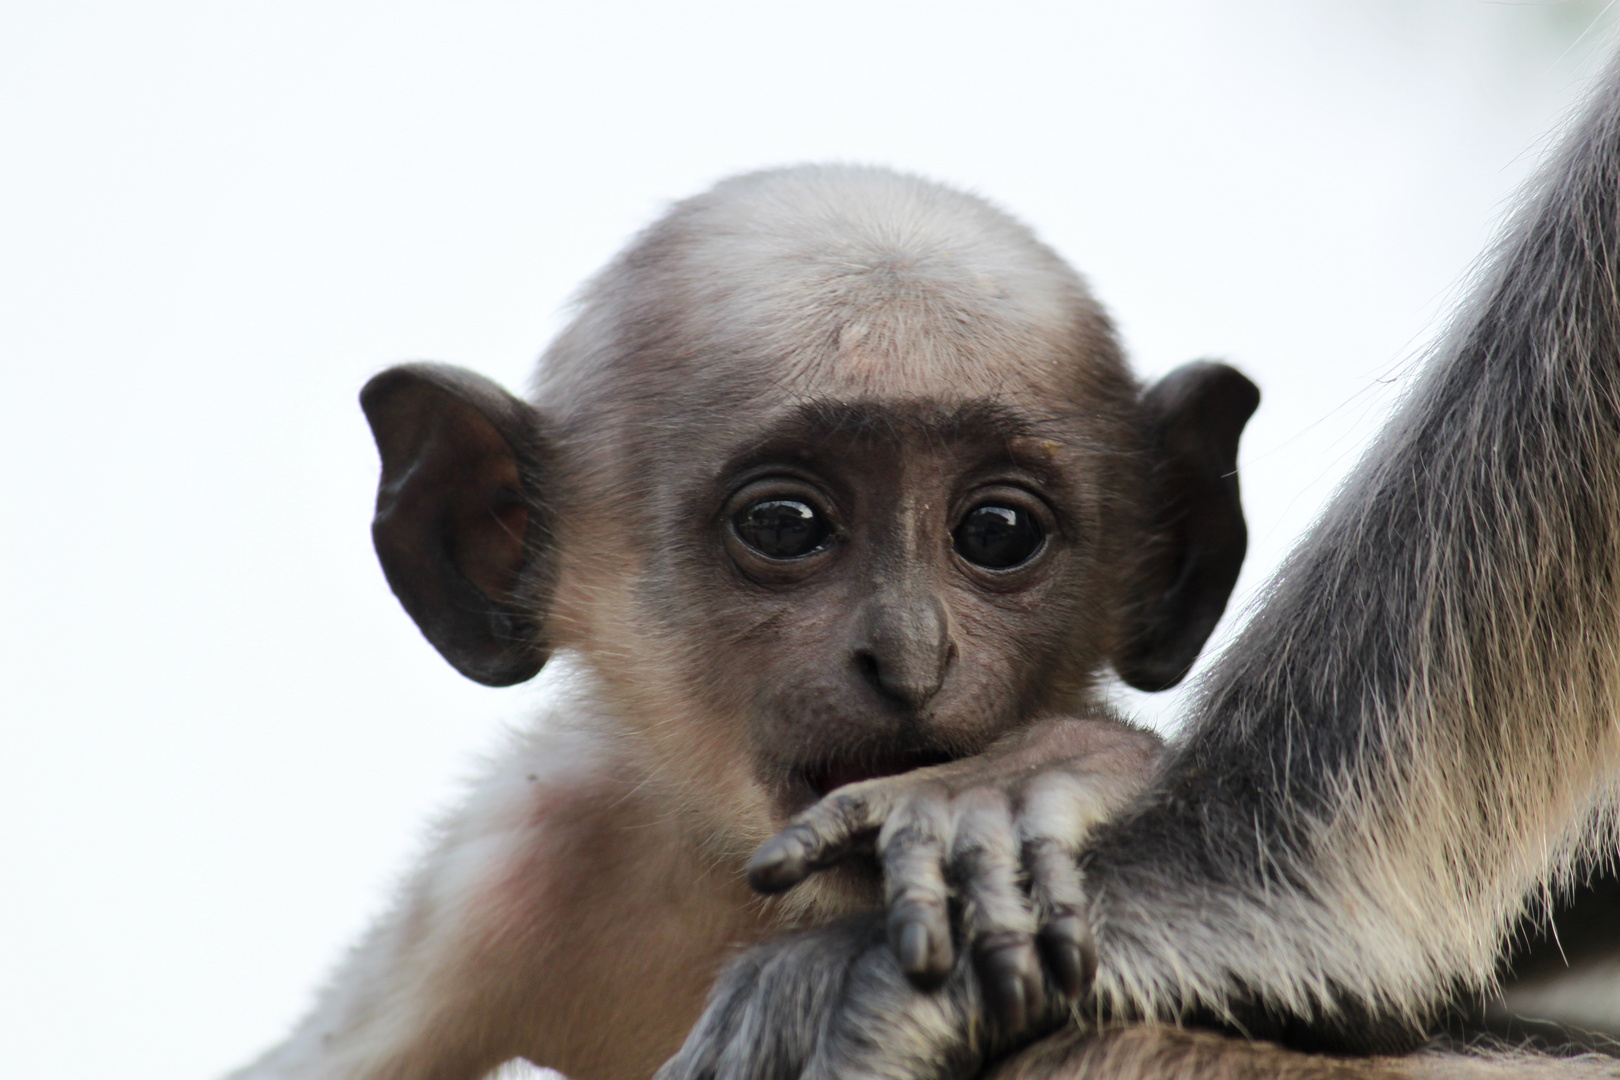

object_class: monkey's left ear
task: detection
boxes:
[1114,361,1260,693]
[361,363,552,687]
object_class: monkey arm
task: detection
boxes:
[1080,52,1620,1054]
[657,936,1620,1080]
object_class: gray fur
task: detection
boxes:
[1083,41,1620,1049]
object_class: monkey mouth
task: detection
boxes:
[802,746,959,798]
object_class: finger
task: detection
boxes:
[876,790,954,987]
[951,789,1044,1037]
[1018,770,1103,1000]
[1025,838,1095,1000]
[747,782,898,893]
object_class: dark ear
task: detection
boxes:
[1115,361,1260,692]
[361,363,551,687]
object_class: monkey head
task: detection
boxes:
[360,165,1257,858]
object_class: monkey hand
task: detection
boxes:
[746,716,1162,1034]
[655,914,1066,1080]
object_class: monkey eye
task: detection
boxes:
[733,499,832,560]
[953,504,1045,570]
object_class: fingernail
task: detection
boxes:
[744,837,802,893]
[897,921,929,973]
[1041,915,1095,998]
[1026,972,1047,1023]
[997,973,1027,1034]
[1050,941,1083,998]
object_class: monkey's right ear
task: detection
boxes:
[361,363,552,687]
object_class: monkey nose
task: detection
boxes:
[854,593,952,708]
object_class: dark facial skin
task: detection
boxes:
[658,396,1137,822]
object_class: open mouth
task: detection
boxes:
[802,746,959,798]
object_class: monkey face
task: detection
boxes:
[643,395,1133,821]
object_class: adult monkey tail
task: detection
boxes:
[1077,43,1620,1059]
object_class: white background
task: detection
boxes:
[3,2,1617,1076]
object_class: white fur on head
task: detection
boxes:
[535,164,1125,413]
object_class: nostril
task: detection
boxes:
[855,648,945,708]
[854,649,909,704]
[855,650,882,689]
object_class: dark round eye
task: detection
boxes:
[733,499,832,560]
[953,504,1044,570]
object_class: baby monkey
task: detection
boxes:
[233,165,1256,1080]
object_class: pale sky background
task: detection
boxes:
[4,2,1620,1077]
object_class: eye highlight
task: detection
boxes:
[953,504,1045,570]
[733,499,832,560]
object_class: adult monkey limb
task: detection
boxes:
[230,167,1257,1080]
[661,44,1620,1080]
